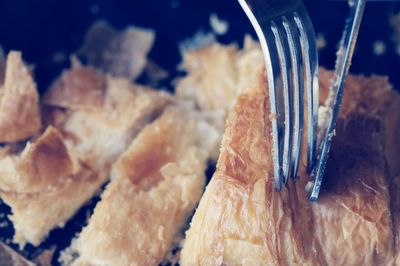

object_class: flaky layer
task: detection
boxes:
[44,66,173,172]
[69,107,213,266]
[175,37,263,160]
[0,127,103,247]
[181,70,400,265]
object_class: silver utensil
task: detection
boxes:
[309,0,367,201]
[238,0,319,191]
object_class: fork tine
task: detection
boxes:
[263,27,285,191]
[293,10,319,174]
[238,0,317,191]
[283,16,304,179]
[271,20,293,184]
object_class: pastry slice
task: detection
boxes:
[181,70,400,265]
[0,126,102,247]
[65,106,216,266]
[0,51,41,142]
[43,64,172,172]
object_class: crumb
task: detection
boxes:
[178,31,216,55]
[348,0,355,7]
[316,33,327,50]
[0,221,9,228]
[318,106,331,129]
[209,13,229,36]
[373,41,386,56]
[305,181,314,193]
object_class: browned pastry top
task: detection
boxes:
[181,69,400,265]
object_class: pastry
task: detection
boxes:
[175,36,263,159]
[43,64,173,172]
[0,51,41,143]
[0,126,102,247]
[181,69,400,265]
[0,61,172,247]
[65,106,217,266]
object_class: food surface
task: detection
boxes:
[176,36,263,159]
[66,106,214,265]
[0,52,41,143]
[0,19,399,266]
[0,56,173,248]
[0,126,102,247]
[43,64,172,172]
[180,68,400,265]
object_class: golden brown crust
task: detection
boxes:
[181,70,400,265]
[70,107,210,266]
[0,51,41,142]
[0,126,103,247]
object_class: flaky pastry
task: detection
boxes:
[181,69,400,265]
[44,65,172,172]
[0,126,102,247]
[0,52,41,142]
[175,36,263,159]
[66,106,216,266]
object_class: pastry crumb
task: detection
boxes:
[305,181,314,193]
[209,13,229,35]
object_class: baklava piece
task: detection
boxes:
[66,106,217,266]
[181,70,400,265]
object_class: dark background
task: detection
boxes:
[0,0,399,264]
[0,0,399,91]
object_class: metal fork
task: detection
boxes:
[238,0,319,191]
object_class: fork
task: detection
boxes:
[238,0,319,191]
